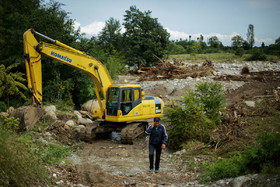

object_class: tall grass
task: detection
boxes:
[0,116,83,186]
[0,128,51,186]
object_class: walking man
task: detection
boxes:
[145,117,168,173]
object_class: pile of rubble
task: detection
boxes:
[0,101,99,145]
[139,60,215,81]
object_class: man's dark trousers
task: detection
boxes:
[149,143,162,170]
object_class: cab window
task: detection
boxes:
[121,89,132,115]
[121,89,132,102]
[134,89,140,101]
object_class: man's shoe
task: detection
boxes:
[148,169,153,174]
[155,169,159,173]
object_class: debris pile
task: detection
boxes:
[139,60,215,81]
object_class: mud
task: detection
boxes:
[72,138,194,186]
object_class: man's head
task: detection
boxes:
[154,117,160,126]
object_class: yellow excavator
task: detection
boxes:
[23,29,164,143]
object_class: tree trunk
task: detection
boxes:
[7,93,9,109]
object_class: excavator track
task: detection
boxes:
[80,121,149,144]
[79,122,99,143]
[121,121,148,144]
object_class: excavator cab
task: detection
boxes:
[104,84,163,122]
[106,85,142,117]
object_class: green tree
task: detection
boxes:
[235,48,245,57]
[0,0,91,108]
[168,42,186,54]
[275,36,280,45]
[123,6,170,68]
[247,24,255,48]
[0,64,27,108]
[199,34,204,42]
[242,40,250,50]
[208,36,220,48]
[97,17,123,54]
[231,35,244,49]
[186,41,201,54]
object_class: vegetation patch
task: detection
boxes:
[0,116,83,186]
[199,132,280,183]
[165,82,226,149]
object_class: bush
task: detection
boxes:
[247,49,267,61]
[165,82,225,149]
[200,155,243,183]
[43,74,75,110]
[0,116,20,132]
[165,91,215,149]
[195,82,225,125]
[0,101,7,112]
[235,48,245,57]
[241,132,280,173]
[199,132,280,183]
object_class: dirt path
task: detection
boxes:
[74,138,195,186]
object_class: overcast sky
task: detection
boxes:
[52,0,280,46]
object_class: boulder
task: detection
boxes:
[11,106,43,131]
[245,101,255,107]
[45,111,58,121]
[81,100,99,113]
[75,125,85,133]
[44,105,56,113]
[64,124,71,131]
[73,111,82,119]
[77,118,93,125]
[66,120,75,127]
[7,106,15,116]
[230,175,253,187]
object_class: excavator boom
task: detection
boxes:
[24,29,112,116]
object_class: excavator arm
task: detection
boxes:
[23,29,113,117]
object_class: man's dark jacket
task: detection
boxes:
[145,123,168,145]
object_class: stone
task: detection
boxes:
[79,123,98,142]
[74,111,82,119]
[11,106,43,131]
[44,132,51,136]
[45,110,58,121]
[64,124,71,131]
[66,120,75,127]
[81,100,99,113]
[77,118,93,125]
[44,105,56,113]
[7,106,15,116]
[245,101,255,107]
[231,175,251,187]
[75,125,85,133]
[56,180,64,185]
